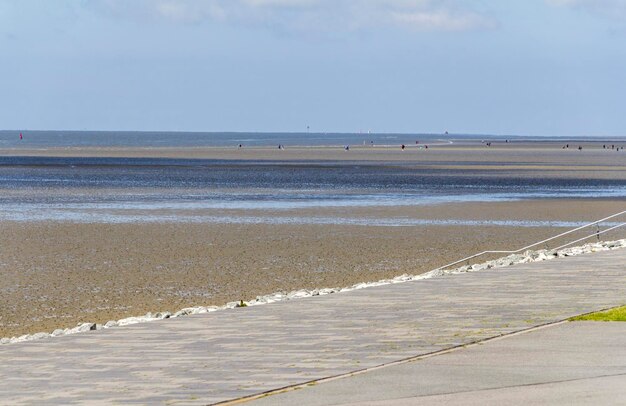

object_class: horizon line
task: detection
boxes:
[1,129,625,140]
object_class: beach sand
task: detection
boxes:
[1,198,623,337]
[1,141,624,337]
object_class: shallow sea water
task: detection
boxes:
[0,156,624,224]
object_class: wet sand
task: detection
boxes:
[1,142,624,337]
[1,198,623,337]
[2,143,625,181]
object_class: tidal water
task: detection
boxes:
[0,156,623,225]
[0,130,597,148]
[0,130,454,148]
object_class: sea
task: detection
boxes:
[0,131,624,226]
[0,130,515,148]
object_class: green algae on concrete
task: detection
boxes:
[570,306,626,321]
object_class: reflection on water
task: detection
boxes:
[0,156,624,224]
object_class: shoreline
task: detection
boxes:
[3,239,624,345]
[1,200,623,226]
[1,199,624,338]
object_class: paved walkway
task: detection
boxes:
[254,321,626,406]
[0,249,624,405]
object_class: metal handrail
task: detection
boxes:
[433,209,626,272]
[553,222,626,251]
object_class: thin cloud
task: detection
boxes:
[84,0,498,33]
[547,0,626,20]
[390,10,498,31]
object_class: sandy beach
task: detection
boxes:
[0,140,624,337]
[1,198,623,338]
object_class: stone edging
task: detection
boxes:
[2,239,624,345]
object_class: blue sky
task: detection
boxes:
[1,0,625,136]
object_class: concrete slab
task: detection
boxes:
[253,322,626,406]
[0,249,624,405]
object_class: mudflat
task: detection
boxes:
[0,142,624,337]
[1,198,623,338]
[1,142,625,180]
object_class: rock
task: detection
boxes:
[16,334,30,342]
[104,320,118,328]
[289,290,311,298]
[31,332,50,340]
[77,323,96,332]
[0,338,10,345]
[173,308,197,317]
[51,329,65,337]
[117,317,142,326]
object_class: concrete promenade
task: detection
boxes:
[255,321,626,405]
[0,248,624,405]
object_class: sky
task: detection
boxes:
[1,0,625,136]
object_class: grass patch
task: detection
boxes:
[570,306,626,321]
